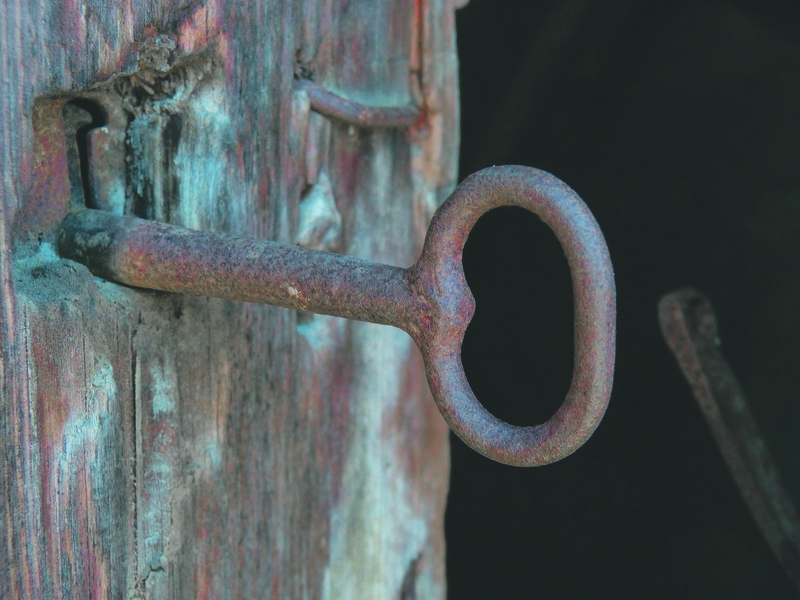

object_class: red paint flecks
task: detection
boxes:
[14,99,72,241]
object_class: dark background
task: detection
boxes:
[447,1,800,597]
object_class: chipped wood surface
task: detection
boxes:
[1,0,461,597]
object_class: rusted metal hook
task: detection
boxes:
[659,289,800,591]
[295,78,420,129]
[58,165,616,466]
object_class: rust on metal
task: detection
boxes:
[59,165,616,467]
[295,78,420,129]
[659,288,800,592]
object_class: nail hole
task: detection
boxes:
[461,206,574,426]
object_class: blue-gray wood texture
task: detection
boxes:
[1,0,463,597]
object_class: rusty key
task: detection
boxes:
[58,165,616,466]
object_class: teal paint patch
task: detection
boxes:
[149,363,176,417]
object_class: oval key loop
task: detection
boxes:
[411,166,615,466]
[58,165,615,466]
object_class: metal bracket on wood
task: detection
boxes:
[294,78,420,129]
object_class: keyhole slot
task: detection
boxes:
[461,206,574,426]
[62,98,107,208]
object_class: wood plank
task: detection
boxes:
[2,0,461,597]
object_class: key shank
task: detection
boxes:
[59,207,426,333]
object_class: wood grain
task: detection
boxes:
[1,0,461,597]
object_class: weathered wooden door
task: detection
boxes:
[1,0,463,597]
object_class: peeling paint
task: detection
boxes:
[322,324,429,600]
[149,363,176,417]
[13,241,61,270]
[203,440,222,470]
[296,171,343,252]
